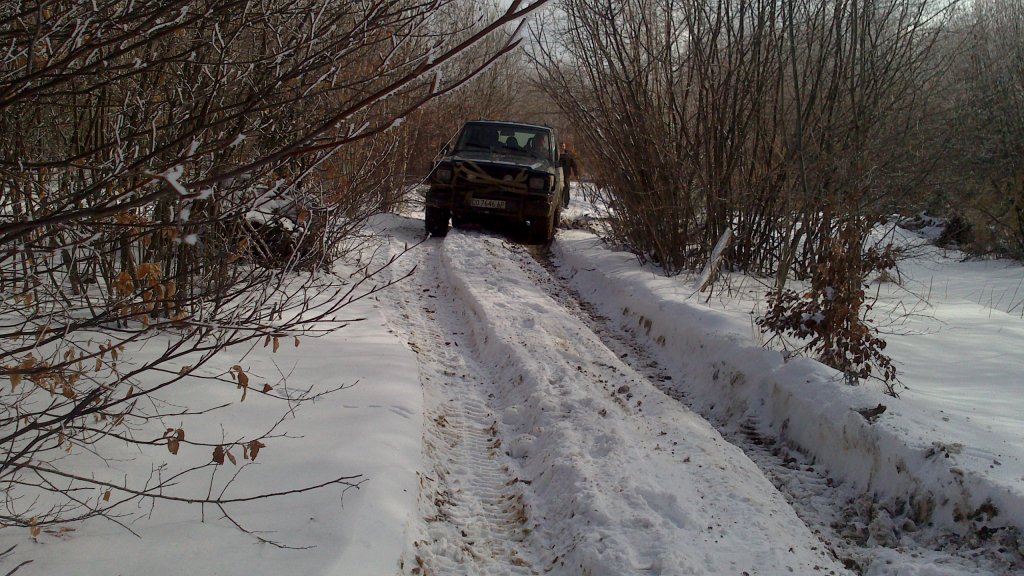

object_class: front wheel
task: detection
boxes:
[528,207,559,244]
[425,206,450,237]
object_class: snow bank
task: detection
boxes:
[553,230,1024,536]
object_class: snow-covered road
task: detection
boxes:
[6,211,1018,575]
[375,216,847,575]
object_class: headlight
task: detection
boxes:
[435,167,452,182]
[528,176,546,190]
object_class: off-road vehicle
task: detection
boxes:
[424,120,568,243]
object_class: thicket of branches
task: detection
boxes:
[943,0,1024,257]
[531,0,961,390]
[0,0,546,537]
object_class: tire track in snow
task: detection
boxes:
[370,217,846,574]
[374,219,536,575]
[434,230,845,575]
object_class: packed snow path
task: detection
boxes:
[374,217,846,575]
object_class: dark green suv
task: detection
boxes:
[425,120,567,243]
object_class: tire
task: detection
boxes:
[529,207,559,244]
[425,206,450,237]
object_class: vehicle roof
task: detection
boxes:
[463,120,553,132]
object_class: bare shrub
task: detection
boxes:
[939,0,1024,258]
[531,0,953,385]
[0,0,547,538]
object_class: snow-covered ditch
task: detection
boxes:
[553,229,1024,545]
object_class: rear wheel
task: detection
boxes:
[425,206,450,237]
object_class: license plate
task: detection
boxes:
[470,198,506,209]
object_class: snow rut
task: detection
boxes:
[434,231,845,575]
[376,224,536,575]
[372,219,845,575]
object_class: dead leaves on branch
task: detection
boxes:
[164,428,185,455]
[230,364,249,401]
[28,516,76,541]
[758,225,902,394]
[212,439,265,466]
[262,333,301,353]
[160,425,268,467]
[228,362,279,401]
[112,261,186,326]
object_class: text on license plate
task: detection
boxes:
[470,198,506,209]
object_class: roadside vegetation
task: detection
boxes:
[528,0,1024,392]
[0,0,547,539]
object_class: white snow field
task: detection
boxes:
[1,197,1021,575]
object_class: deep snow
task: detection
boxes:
[1,194,1021,575]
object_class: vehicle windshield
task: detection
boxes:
[455,123,553,161]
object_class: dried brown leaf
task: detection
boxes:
[212,445,225,465]
[249,439,265,461]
